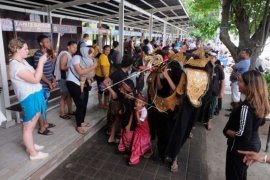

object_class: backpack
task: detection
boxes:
[25,56,35,68]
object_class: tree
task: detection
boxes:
[184,0,270,68]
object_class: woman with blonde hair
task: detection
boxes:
[223,70,270,180]
[8,38,48,160]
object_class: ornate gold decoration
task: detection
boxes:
[185,57,210,68]
[186,68,209,107]
[192,48,205,59]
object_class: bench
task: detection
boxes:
[6,88,61,123]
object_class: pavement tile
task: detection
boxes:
[101,162,116,172]
[155,175,169,180]
[140,172,156,180]
[156,166,171,178]
[107,173,125,180]
[45,125,208,180]
[81,166,98,177]
[107,154,121,164]
[95,152,111,161]
[143,162,159,174]
[76,156,94,167]
[61,171,78,180]
[123,176,139,180]
[68,164,86,174]
[112,164,129,175]
[88,159,105,169]
[125,168,143,178]
[94,169,111,180]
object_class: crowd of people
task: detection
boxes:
[7,34,270,178]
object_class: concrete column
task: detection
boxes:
[177,29,179,39]
[180,30,183,41]
[0,21,13,128]
[149,11,153,41]
[162,23,167,47]
[98,17,103,50]
[119,0,124,57]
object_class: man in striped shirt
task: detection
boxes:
[34,34,56,135]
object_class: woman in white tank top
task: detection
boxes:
[8,38,49,160]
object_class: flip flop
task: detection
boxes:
[68,111,76,116]
[38,128,53,135]
[81,122,90,127]
[47,123,56,128]
[59,114,71,120]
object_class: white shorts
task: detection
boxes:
[231,82,240,102]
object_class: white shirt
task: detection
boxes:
[66,55,81,86]
[54,51,72,81]
[147,43,153,54]
[138,107,147,122]
[9,59,42,101]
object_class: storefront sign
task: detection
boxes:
[52,24,77,34]
[82,27,98,35]
[14,20,51,32]
[0,19,13,31]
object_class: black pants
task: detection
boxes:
[226,148,248,180]
[66,81,89,127]
[155,110,176,159]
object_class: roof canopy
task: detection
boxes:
[0,0,189,33]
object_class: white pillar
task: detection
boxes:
[149,11,153,41]
[119,0,124,57]
[98,17,103,50]
[162,23,167,47]
[47,6,54,50]
[0,21,13,128]
[180,30,183,41]
[177,29,179,39]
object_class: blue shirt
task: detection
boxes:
[231,59,251,83]
[236,59,251,74]
[34,50,53,92]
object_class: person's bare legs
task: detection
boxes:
[66,95,73,114]
[24,113,40,156]
[108,117,120,143]
[98,93,103,108]
[59,95,66,116]
[103,95,109,109]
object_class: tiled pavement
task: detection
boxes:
[45,124,208,180]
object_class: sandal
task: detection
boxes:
[38,128,54,135]
[171,162,178,173]
[76,127,86,134]
[68,111,76,116]
[81,122,90,127]
[47,123,56,128]
[59,114,71,120]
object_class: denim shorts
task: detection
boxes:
[58,79,70,96]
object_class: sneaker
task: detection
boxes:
[34,144,44,151]
[30,151,49,160]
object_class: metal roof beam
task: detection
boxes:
[112,0,186,32]
[125,16,187,26]
[99,5,183,20]
[37,0,110,11]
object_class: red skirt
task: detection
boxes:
[118,130,133,153]
[129,120,151,165]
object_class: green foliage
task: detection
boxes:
[183,0,220,40]
[264,73,270,97]
[183,0,268,40]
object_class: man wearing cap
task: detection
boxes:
[229,48,251,109]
